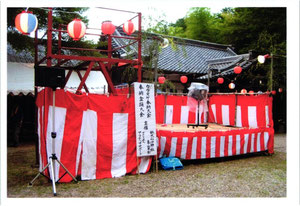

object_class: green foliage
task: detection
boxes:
[121,67,137,85]
[184,7,214,41]
[220,8,286,91]
[145,7,286,92]
[7,31,35,53]
[159,79,176,92]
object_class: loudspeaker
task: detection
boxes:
[35,66,65,89]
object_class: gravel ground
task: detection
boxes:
[273,133,286,152]
[6,133,286,198]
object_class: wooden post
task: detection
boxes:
[136,156,140,175]
[207,65,211,88]
[155,155,158,172]
[270,53,273,91]
[137,12,142,82]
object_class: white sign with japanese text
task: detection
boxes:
[133,82,157,157]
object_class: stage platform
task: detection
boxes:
[156,123,245,132]
[156,123,274,160]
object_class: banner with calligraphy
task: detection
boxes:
[133,82,157,157]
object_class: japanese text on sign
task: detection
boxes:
[134,82,157,157]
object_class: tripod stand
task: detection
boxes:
[29,88,77,196]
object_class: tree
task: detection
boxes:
[219,8,286,54]
[184,7,217,42]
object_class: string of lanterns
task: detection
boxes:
[158,75,188,84]
[14,9,136,40]
[15,9,283,95]
[216,62,280,95]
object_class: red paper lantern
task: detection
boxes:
[241,89,247,94]
[101,21,115,35]
[271,90,276,95]
[133,59,143,69]
[217,77,224,84]
[249,90,254,95]
[278,88,283,93]
[118,62,128,67]
[180,76,188,83]
[234,66,242,74]
[67,19,86,41]
[229,83,235,89]
[15,11,38,35]
[123,20,135,35]
[158,76,165,84]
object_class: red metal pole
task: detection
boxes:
[75,70,89,93]
[47,8,53,67]
[76,61,95,93]
[34,27,38,65]
[98,61,117,95]
[137,12,142,82]
[63,70,73,88]
[107,35,112,71]
[50,54,136,64]
[58,25,62,66]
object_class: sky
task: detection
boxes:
[84,1,226,42]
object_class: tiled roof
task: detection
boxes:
[7,44,35,63]
[156,43,235,74]
[112,27,240,75]
[7,43,77,66]
[8,29,254,77]
[198,54,254,79]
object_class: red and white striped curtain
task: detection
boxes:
[155,95,207,124]
[208,94,273,128]
[156,93,274,160]
[36,90,274,182]
[157,127,274,159]
[36,88,152,182]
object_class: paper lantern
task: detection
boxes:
[67,19,86,41]
[123,20,135,35]
[278,88,283,93]
[133,59,143,69]
[102,21,115,35]
[161,38,169,48]
[271,90,276,95]
[234,66,242,74]
[118,62,128,67]
[15,11,38,35]
[180,76,188,83]
[241,89,247,94]
[249,90,254,95]
[257,55,265,64]
[229,83,235,89]
[217,77,224,84]
[158,76,165,84]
